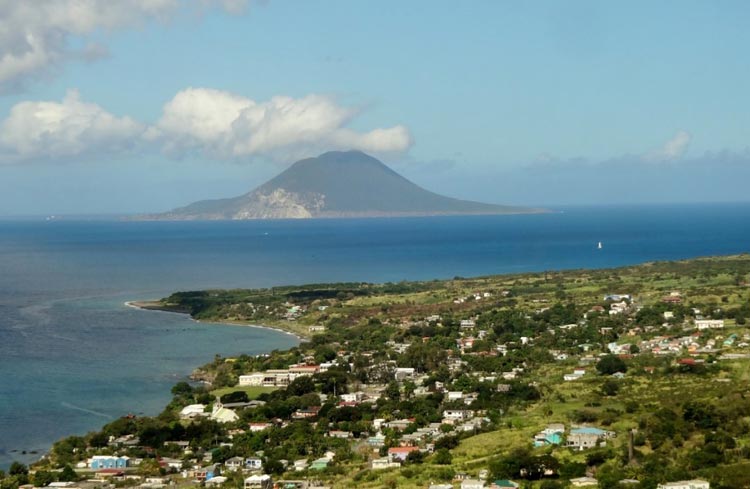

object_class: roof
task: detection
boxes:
[245,475,271,482]
[571,427,607,435]
[493,480,519,488]
[388,446,419,453]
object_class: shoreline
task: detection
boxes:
[124,300,310,341]
[2,302,305,470]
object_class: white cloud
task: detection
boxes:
[0,0,249,92]
[0,87,413,163]
[644,130,692,162]
[150,88,413,161]
[0,90,144,162]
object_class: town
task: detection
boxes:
[3,255,750,489]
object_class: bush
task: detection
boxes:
[596,355,627,375]
[433,448,452,465]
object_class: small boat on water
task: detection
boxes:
[597,241,603,250]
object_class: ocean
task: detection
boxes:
[1,203,749,468]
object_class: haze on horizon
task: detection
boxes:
[1,0,749,216]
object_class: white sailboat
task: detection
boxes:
[597,241,603,250]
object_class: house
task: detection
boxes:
[388,446,420,462]
[179,404,207,420]
[384,418,413,431]
[534,423,564,446]
[570,477,598,487]
[239,373,266,386]
[566,427,615,450]
[90,456,130,469]
[340,392,364,403]
[159,457,183,470]
[394,367,416,381]
[695,319,724,330]
[310,458,330,470]
[249,422,272,432]
[371,457,400,470]
[292,406,320,419]
[206,476,228,486]
[293,459,309,472]
[457,337,475,351]
[243,474,272,489]
[460,319,476,330]
[367,433,386,447]
[327,430,352,439]
[245,458,263,470]
[443,410,474,422]
[447,391,464,401]
[224,457,244,471]
[656,481,710,489]
[288,364,320,380]
[192,464,219,481]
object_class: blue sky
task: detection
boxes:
[1,0,749,214]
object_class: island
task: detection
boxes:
[137,151,545,220]
[5,255,750,489]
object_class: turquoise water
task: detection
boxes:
[1,203,750,468]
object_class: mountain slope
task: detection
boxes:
[143,151,544,220]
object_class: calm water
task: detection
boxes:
[1,203,749,468]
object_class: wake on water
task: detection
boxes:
[60,402,112,419]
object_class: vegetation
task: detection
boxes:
[5,254,750,489]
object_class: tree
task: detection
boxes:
[171,381,194,397]
[596,355,627,375]
[32,471,55,487]
[287,376,316,396]
[434,448,452,465]
[7,464,27,477]
[220,390,249,404]
[384,380,401,402]
[137,459,163,477]
[601,379,620,396]
[58,465,78,482]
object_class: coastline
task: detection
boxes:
[124,300,311,341]
[2,302,305,471]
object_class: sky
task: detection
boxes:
[1,0,750,215]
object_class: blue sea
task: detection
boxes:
[1,203,749,468]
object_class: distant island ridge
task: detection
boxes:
[138,150,546,220]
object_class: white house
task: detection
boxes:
[695,320,724,330]
[371,457,401,470]
[443,410,474,422]
[395,367,416,381]
[656,481,710,489]
[179,404,207,419]
[239,373,265,386]
[243,474,272,489]
[570,477,598,487]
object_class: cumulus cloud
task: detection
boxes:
[0,90,144,162]
[0,0,249,92]
[644,130,692,162]
[0,87,412,163]
[149,88,413,160]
